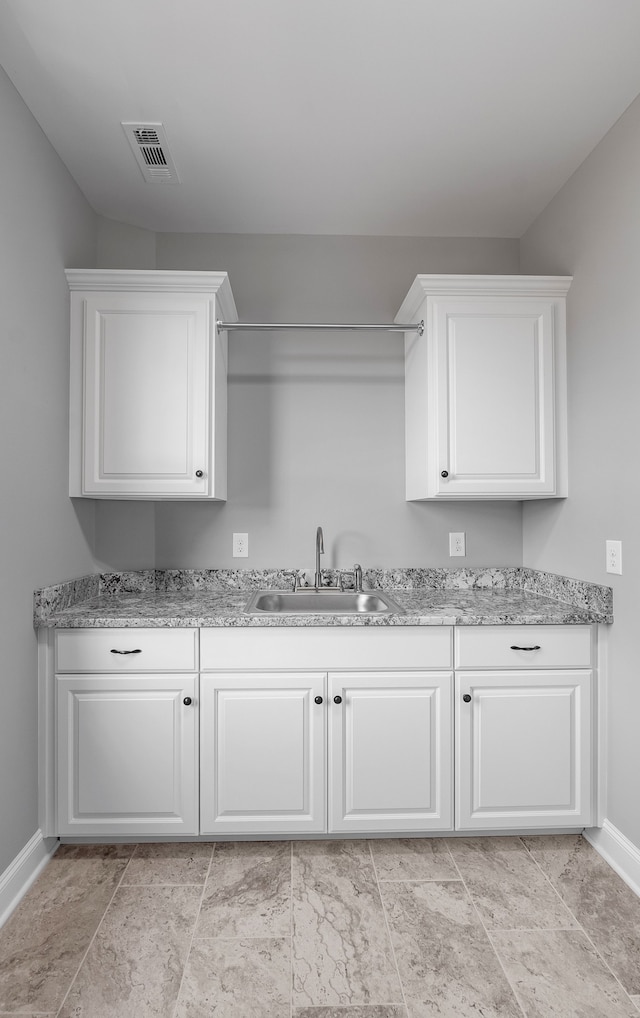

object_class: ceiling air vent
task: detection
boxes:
[122,122,180,183]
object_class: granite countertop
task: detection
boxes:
[34,567,613,628]
[37,582,611,629]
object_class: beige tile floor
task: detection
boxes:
[1,835,640,1016]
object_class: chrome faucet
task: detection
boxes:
[315,526,324,589]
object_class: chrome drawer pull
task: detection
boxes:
[110,648,142,655]
[510,645,541,652]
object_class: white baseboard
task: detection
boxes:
[0,830,58,928]
[585,820,640,898]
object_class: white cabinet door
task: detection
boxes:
[200,672,326,834]
[57,673,198,836]
[456,670,592,830]
[81,291,211,497]
[329,671,453,833]
[433,298,557,497]
[401,276,570,500]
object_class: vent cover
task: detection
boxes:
[122,122,180,183]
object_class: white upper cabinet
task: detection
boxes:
[397,275,572,500]
[67,270,237,499]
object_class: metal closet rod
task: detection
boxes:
[216,320,424,336]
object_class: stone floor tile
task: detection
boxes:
[53,843,135,860]
[57,884,200,1018]
[4,834,640,1017]
[370,837,458,881]
[195,840,291,939]
[174,937,291,1018]
[294,839,372,863]
[292,840,403,1007]
[0,849,129,1013]
[381,878,522,1017]
[448,836,578,929]
[523,834,640,994]
[122,842,213,884]
[491,928,639,1016]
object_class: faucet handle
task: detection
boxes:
[335,566,363,592]
[285,570,302,592]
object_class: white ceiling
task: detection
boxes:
[1,0,640,237]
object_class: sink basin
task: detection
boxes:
[244,589,403,615]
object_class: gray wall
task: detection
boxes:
[148,233,523,571]
[0,67,97,873]
[520,94,640,847]
[96,216,156,270]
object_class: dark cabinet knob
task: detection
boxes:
[183,696,192,706]
[314,695,323,704]
[195,470,204,478]
[463,694,472,703]
[333,695,343,704]
[441,470,449,478]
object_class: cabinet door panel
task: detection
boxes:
[329,672,453,832]
[456,670,592,830]
[435,299,556,496]
[57,674,198,835]
[83,293,209,496]
[200,672,326,834]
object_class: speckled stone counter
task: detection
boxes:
[34,567,613,628]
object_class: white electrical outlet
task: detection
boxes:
[606,539,622,575]
[449,532,466,557]
[233,533,249,558]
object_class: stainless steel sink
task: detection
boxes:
[244,589,403,615]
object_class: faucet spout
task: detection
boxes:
[353,563,363,592]
[315,526,324,589]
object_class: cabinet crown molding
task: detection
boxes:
[65,269,238,322]
[395,274,573,323]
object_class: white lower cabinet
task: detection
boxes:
[200,672,326,835]
[57,673,198,836]
[198,626,453,836]
[454,625,593,830]
[49,624,595,838]
[199,669,451,835]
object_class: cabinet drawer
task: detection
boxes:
[455,625,592,669]
[201,626,452,671]
[55,628,198,672]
